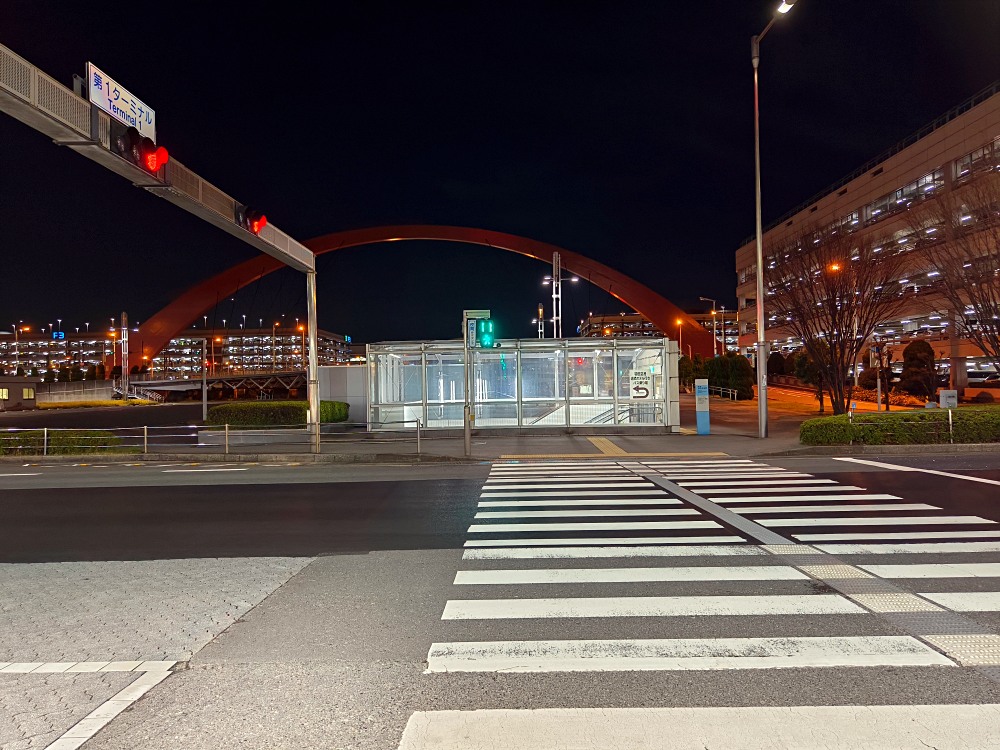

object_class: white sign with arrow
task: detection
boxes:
[629,369,652,399]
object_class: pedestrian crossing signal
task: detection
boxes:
[475,319,497,348]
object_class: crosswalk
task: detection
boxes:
[397,457,1000,749]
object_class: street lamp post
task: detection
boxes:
[676,318,683,356]
[699,296,718,357]
[751,0,797,439]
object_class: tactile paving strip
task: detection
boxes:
[850,593,945,613]
[923,634,1000,666]
[800,565,873,580]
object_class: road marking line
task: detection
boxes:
[0,660,174,673]
[424,635,952,673]
[161,468,249,473]
[396,705,1000,750]
[797,530,1000,541]
[499,452,728,459]
[463,536,746,547]
[474,509,699,519]
[692,485,869,494]
[481,490,669,497]
[716,494,901,503]
[483,482,648,489]
[462,545,759,559]
[733,503,938,514]
[920,592,1000,611]
[762,515,997,528]
[478,498,683,507]
[859,563,1000,578]
[468,520,722,533]
[441,594,864,619]
[453,566,806,584]
[0,472,41,476]
[835,457,1000,486]
[678,478,823,487]
[817,542,1000,554]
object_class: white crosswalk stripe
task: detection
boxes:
[399,458,1000,749]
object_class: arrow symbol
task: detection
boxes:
[633,386,649,398]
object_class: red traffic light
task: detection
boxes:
[236,205,267,235]
[114,126,168,174]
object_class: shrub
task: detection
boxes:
[206,400,349,426]
[800,408,1000,445]
[0,429,127,455]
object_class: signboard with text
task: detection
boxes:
[87,62,157,141]
[629,369,651,399]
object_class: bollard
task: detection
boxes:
[416,418,422,455]
[948,408,954,444]
[225,423,230,454]
[143,425,148,454]
[43,427,48,456]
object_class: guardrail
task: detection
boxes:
[847,408,957,445]
[708,386,738,401]
[0,420,425,456]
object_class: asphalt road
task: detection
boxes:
[3,454,1000,749]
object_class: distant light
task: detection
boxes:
[777,1,795,13]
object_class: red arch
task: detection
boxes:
[135,225,714,367]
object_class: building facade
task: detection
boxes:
[735,83,1000,382]
[578,312,738,355]
[0,327,351,378]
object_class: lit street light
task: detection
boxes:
[751,0,797,438]
[676,318,684,356]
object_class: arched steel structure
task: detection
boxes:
[135,225,714,368]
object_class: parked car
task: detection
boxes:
[968,372,1000,385]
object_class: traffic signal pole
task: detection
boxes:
[307,270,321,453]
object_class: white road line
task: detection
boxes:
[424,635,952,673]
[478,499,683,507]
[441,594,864,619]
[161,468,249,473]
[463,536,745,547]
[395,705,1000,750]
[665,472,807,479]
[462,545,759,559]
[835,457,1000,487]
[919,592,1000,611]
[468,521,722,533]
[642,460,756,466]
[733,503,938,515]
[817,542,1000,554]
[0,472,41,476]
[678,478,825,487]
[796,530,1000,541]
[691,485,868,495]
[761,515,996,528]
[453,566,806,584]
[859,563,1000,578]
[483,482,648,492]
[716,494,901,503]
[481,490,668,498]
[474,509,698,519]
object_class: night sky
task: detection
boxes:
[2,1,997,344]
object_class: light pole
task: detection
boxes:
[751,0,797,438]
[272,322,279,370]
[676,318,683,356]
[699,296,718,357]
[719,306,727,353]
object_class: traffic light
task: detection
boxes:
[235,205,268,235]
[112,125,168,174]
[475,318,496,348]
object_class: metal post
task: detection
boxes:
[752,35,769,439]
[948,408,954,443]
[224,423,229,454]
[202,338,208,422]
[552,252,562,339]
[537,303,544,339]
[463,312,472,457]
[43,427,48,456]
[121,312,129,401]
[143,425,148,454]
[416,417,422,455]
[306,270,321,454]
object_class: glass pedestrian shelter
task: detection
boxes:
[367,338,680,431]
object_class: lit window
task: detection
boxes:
[23,388,34,399]
[0,388,8,400]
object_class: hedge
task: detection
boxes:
[0,429,126,455]
[205,400,349,426]
[800,408,1000,445]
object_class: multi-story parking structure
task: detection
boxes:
[735,83,1000,386]
[578,312,738,354]
[0,327,351,378]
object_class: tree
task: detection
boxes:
[766,223,913,414]
[15,365,25,377]
[96,363,106,380]
[792,348,826,413]
[766,351,786,377]
[898,339,937,400]
[43,368,56,383]
[29,367,39,378]
[905,166,1000,373]
[85,364,98,381]
[70,365,84,382]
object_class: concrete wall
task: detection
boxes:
[318,366,368,423]
[36,381,115,403]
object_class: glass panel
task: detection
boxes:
[520,349,566,400]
